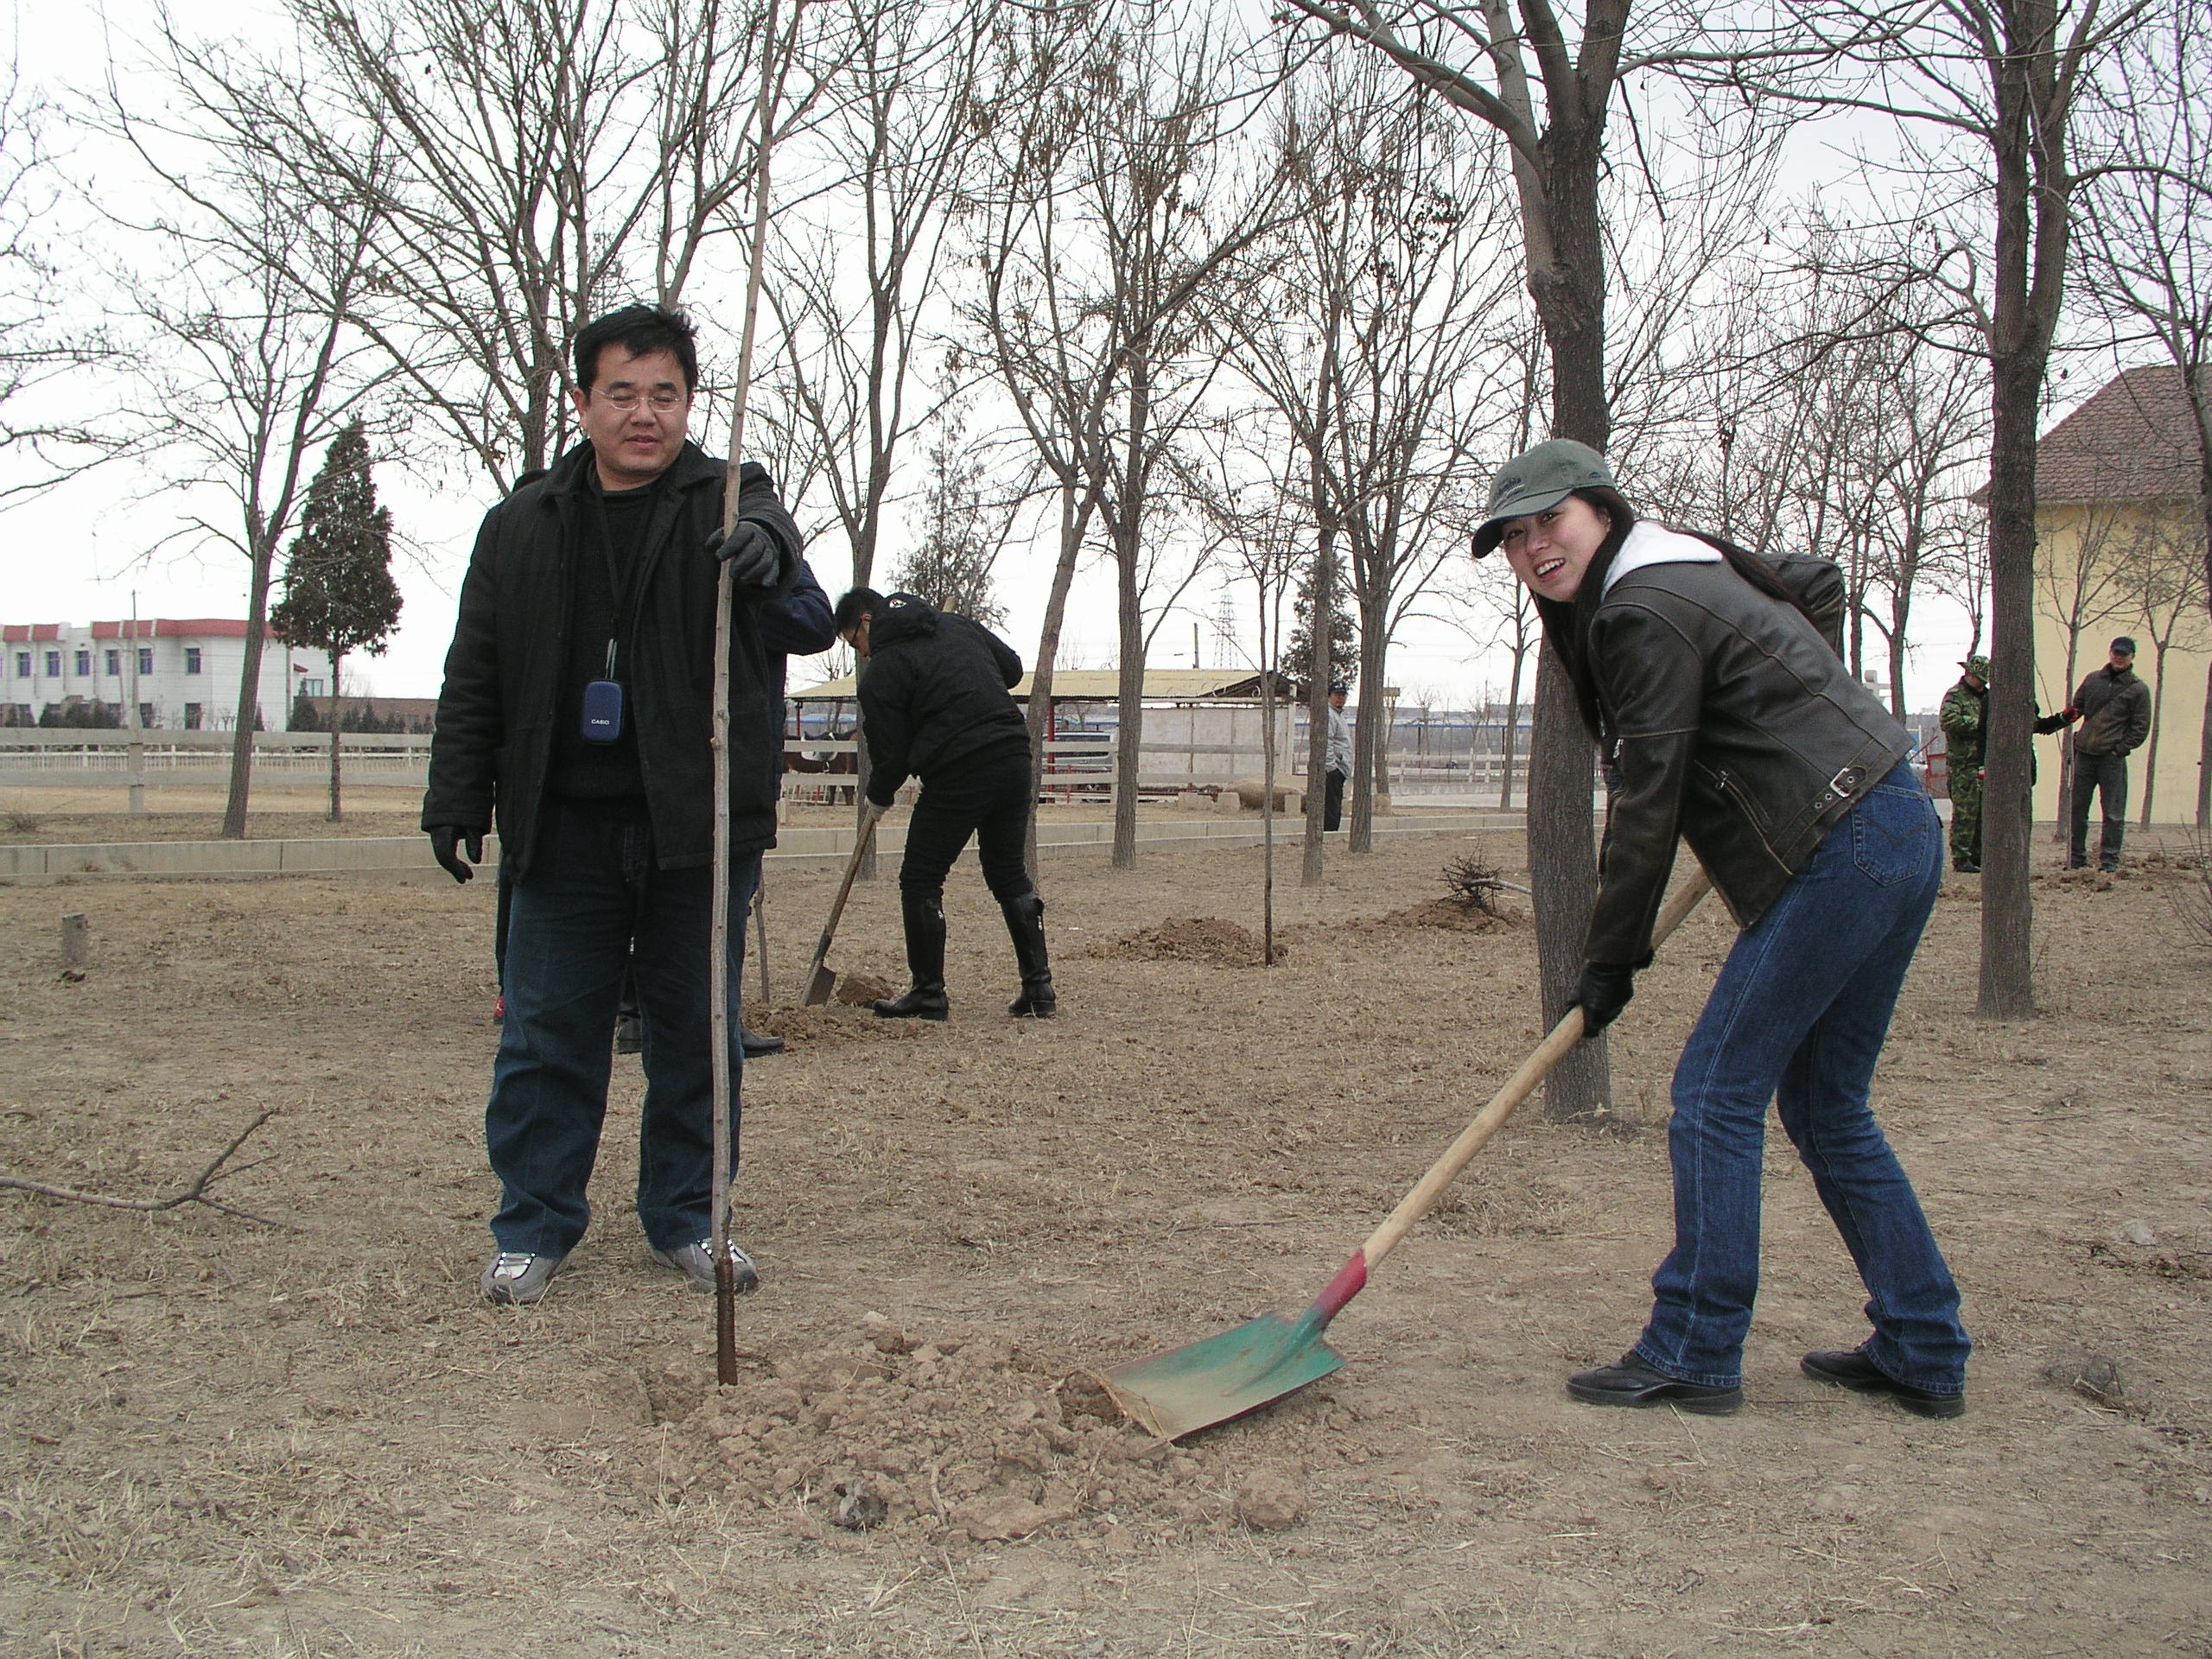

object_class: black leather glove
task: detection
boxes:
[707,520,780,588]
[1567,961,1637,1037]
[428,826,484,884]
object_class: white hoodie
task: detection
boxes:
[1601,520,1723,597]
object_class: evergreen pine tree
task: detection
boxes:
[270,420,401,821]
[1284,556,1357,694]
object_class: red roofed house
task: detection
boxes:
[0,619,333,729]
[2029,366,2209,828]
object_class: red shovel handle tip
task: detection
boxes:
[1309,1251,1369,1326]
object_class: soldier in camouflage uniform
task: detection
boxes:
[1939,656,1989,873]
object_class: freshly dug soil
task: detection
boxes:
[830,970,897,1004]
[1363,896,1526,933]
[751,1002,922,1047]
[2,824,2208,1657]
[1089,916,1284,966]
[658,1317,1274,1546]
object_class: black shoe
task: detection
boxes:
[1953,859,1980,874]
[1000,889,1057,1018]
[1800,1348,1965,1419]
[1567,1353,1742,1415]
[872,986,949,1020]
[615,1012,644,1054]
[739,1024,785,1058]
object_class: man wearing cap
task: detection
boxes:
[1938,657,1991,873]
[1324,683,1352,832]
[2057,636,2152,872]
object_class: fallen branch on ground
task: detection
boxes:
[0,1109,296,1229]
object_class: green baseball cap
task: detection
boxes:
[1471,439,1617,556]
[1961,655,1990,680]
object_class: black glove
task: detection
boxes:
[428,825,484,884]
[707,520,780,588]
[1567,961,1637,1037]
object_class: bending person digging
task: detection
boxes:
[835,588,1056,1020]
[1472,440,1970,1420]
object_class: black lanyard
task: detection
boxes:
[589,487,652,683]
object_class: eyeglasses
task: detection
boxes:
[593,385,688,412]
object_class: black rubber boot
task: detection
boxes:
[874,887,950,1020]
[1001,890,1056,1018]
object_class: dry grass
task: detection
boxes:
[0,829,2208,1656]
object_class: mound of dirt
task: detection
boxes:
[658,1318,1267,1545]
[1365,898,1524,933]
[1088,917,1284,966]
[752,1003,924,1046]
[830,971,896,1004]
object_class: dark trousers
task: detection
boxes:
[899,747,1035,900]
[2067,752,2128,869]
[1324,767,1346,832]
[486,798,757,1256]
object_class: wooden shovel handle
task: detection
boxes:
[1357,871,1713,1273]
[803,803,884,980]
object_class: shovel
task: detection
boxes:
[800,801,885,1006]
[1097,871,1713,1441]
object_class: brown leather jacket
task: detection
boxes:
[1586,555,1915,963]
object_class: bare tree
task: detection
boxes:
[967,10,1287,869]
[92,86,393,837]
[2120,512,2206,824]
[2076,2,2212,823]
[1270,0,1829,1113]
[1767,0,2139,1014]
[1224,68,1522,855]
[0,68,113,496]
[2035,498,2137,836]
[154,0,836,493]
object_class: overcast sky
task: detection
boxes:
[3,0,2115,716]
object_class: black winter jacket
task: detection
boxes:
[2069,663,2151,757]
[422,440,834,876]
[858,594,1028,808]
[1586,556,1915,964]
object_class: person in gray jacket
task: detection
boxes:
[2056,636,2152,872]
[1324,683,1352,831]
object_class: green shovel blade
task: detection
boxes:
[1096,1312,1345,1441]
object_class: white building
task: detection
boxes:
[0,619,334,731]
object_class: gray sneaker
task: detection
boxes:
[648,1239,760,1295]
[480,1250,566,1306]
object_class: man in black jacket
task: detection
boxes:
[834,588,1055,1020]
[2057,635,2154,872]
[423,305,835,1306]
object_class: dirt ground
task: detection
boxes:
[0,784,1251,845]
[1,826,2208,1657]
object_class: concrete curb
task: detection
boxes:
[0,812,1520,884]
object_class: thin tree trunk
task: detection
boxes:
[1529,646,1609,1120]
[2139,641,2165,826]
[1111,526,1144,871]
[1499,648,1525,810]
[1349,602,1387,853]
[2197,659,2211,830]
[1979,348,2044,1017]
[220,516,276,840]
[327,646,344,823]
[1024,487,1090,879]
[1301,531,1335,887]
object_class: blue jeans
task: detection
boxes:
[1632,763,1969,1393]
[486,798,758,1256]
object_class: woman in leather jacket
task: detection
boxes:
[1474,439,1970,1419]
